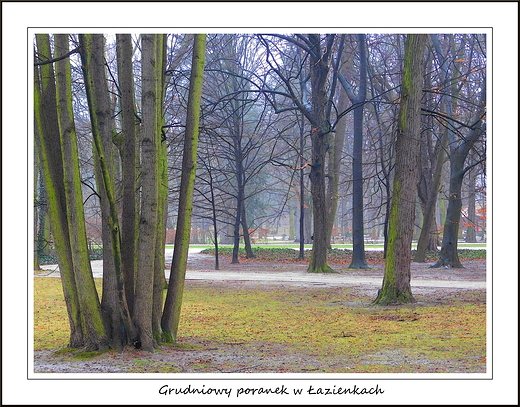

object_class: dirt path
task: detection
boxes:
[38,248,486,291]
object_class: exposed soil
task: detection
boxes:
[33,256,487,374]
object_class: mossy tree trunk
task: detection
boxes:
[162,34,207,342]
[133,34,165,352]
[36,34,110,349]
[374,34,427,305]
[78,34,135,351]
[152,36,169,343]
[56,34,110,351]
[34,34,85,348]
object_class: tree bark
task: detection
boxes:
[307,34,335,273]
[325,84,348,250]
[152,35,169,343]
[133,34,165,351]
[465,158,478,243]
[415,129,447,261]
[346,34,370,269]
[241,203,255,258]
[34,34,85,348]
[374,34,427,305]
[116,34,139,313]
[162,34,206,343]
[78,34,134,350]
[57,34,109,350]
[231,148,245,264]
[431,82,486,268]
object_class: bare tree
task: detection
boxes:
[162,34,207,343]
[374,34,427,305]
[429,34,487,268]
[338,34,370,268]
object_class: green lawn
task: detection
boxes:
[34,278,486,373]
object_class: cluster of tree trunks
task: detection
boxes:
[35,34,206,351]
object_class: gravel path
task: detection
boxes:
[37,248,486,290]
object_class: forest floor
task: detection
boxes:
[33,253,487,374]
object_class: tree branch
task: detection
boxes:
[34,46,80,66]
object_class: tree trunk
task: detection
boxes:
[374,34,427,305]
[78,34,135,350]
[307,34,335,273]
[209,171,220,270]
[34,34,85,348]
[325,85,348,250]
[133,34,165,351]
[162,34,206,343]
[414,129,447,262]
[298,112,306,259]
[58,35,110,350]
[415,53,443,260]
[347,34,370,269]
[349,104,370,268]
[241,202,255,258]
[231,174,243,264]
[465,160,478,242]
[116,34,139,313]
[152,36,169,344]
[308,124,334,273]
[431,158,465,268]
[431,81,486,268]
[34,162,51,269]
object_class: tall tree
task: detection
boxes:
[374,34,427,305]
[429,34,487,268]
[247,34,330,271]
[152,36,169,342]
[132,34,166,351]
[365,34,403,256]
[204,35,258,262]
[415,50,443,259]
[78,33,135,351]
[35,34,109,349]
[116,34,139,313]
[431,83,486,268]
[338,34,370,269]
[162,34,207,343]
[305,34,338,273]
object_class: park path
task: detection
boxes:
[37,247,486,290]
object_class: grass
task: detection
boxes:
[180,285,485,361]
[34,278,486,372]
